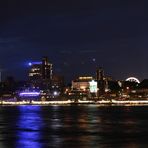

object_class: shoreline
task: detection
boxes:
[1,100,148,106]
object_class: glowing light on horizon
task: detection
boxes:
[19,92,40,97]
[126,77,140,83]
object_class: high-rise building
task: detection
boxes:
[29,63,42,81]
[96,67,105,96]
[28,57,53,89]
[42,57,52,80]
[96,67,104,81]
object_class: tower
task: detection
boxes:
[42,57,52,80]
[29,62,42,82]
[96,67,105,96]
[28,57,53,89]
[96,67,104,81]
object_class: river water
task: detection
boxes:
[0,105,147,148]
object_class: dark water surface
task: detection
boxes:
[0,105,148,148]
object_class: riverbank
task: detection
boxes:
[1,100,148,105]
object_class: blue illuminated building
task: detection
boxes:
[17,88,41,101]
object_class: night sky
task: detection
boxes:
[0,0,147,82]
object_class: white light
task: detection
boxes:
[126,77,140,83]
[53,91,58,96]
[28,62,32,66]
[89,80,97,93]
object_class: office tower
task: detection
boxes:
[96,67,105,96]
[96,67,104,81]
[29,62,42,81]
[42,57,52,80]
[28,57,52,89]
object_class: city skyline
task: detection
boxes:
[0,56,144,83]
[0,1,148,148]
[0,0,147,81]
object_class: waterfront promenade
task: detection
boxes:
[1,99,148,105]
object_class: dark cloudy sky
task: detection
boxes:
[0,0,147,81]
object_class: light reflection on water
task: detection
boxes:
[16,106,43,148]
[0,105,147,147]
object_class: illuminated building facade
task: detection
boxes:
[69,76,98,100]
[72,76,93,91]
[28,57,53,89]
[29,62,42,81]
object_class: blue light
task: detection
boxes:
[28,62,32,66]
[32,62,42,65]
[19,92,40,97]
[28,62,42,66]
[16,106,43,148]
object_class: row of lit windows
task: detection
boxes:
[79,77,93,80]
[31,68,40,72]
[29,73,41,77]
